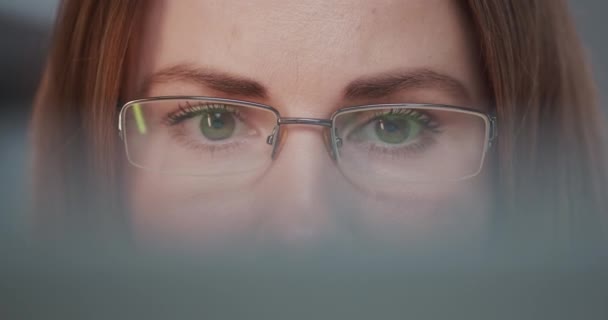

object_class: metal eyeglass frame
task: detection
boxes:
[118,96,498,181]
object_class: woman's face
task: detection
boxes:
[124,0,491,249]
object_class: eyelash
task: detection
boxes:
[164,101,243,126]
[362,108,441,132]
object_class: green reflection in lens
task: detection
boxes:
[133,103,147,134]
[200,111,236,140]
[374,115,422,144]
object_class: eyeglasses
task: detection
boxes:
[118,96,497,184]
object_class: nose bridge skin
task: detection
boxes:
[252,123,352,245]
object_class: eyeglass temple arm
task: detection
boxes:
[489,115,498,147]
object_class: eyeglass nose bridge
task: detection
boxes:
[266,117,342,160]
[278,117,332,127]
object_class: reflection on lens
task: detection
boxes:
[121,99,278,176]
[333,106,488,183]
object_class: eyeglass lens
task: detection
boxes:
[121,99,488,183]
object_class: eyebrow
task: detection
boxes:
[142,64,471,103]
[141,64,268,99]
[343,69,471,102]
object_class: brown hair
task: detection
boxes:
[32,0,608,243]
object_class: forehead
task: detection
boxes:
[136,0,481,106]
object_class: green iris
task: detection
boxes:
[200,111,236,140]
[374,115,422,144]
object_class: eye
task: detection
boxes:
[200,110,237,141]
[165,102,253,144]
[372,114,423,144]
[348,109,436,146]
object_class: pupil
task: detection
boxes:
[211,113,224,129]
[383,121,400,133]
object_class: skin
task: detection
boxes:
[124,0,492,250]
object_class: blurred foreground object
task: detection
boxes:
[1,241,607,320]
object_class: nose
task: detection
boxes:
[252,124,354,246]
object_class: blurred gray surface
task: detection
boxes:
[0,244,607,320]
